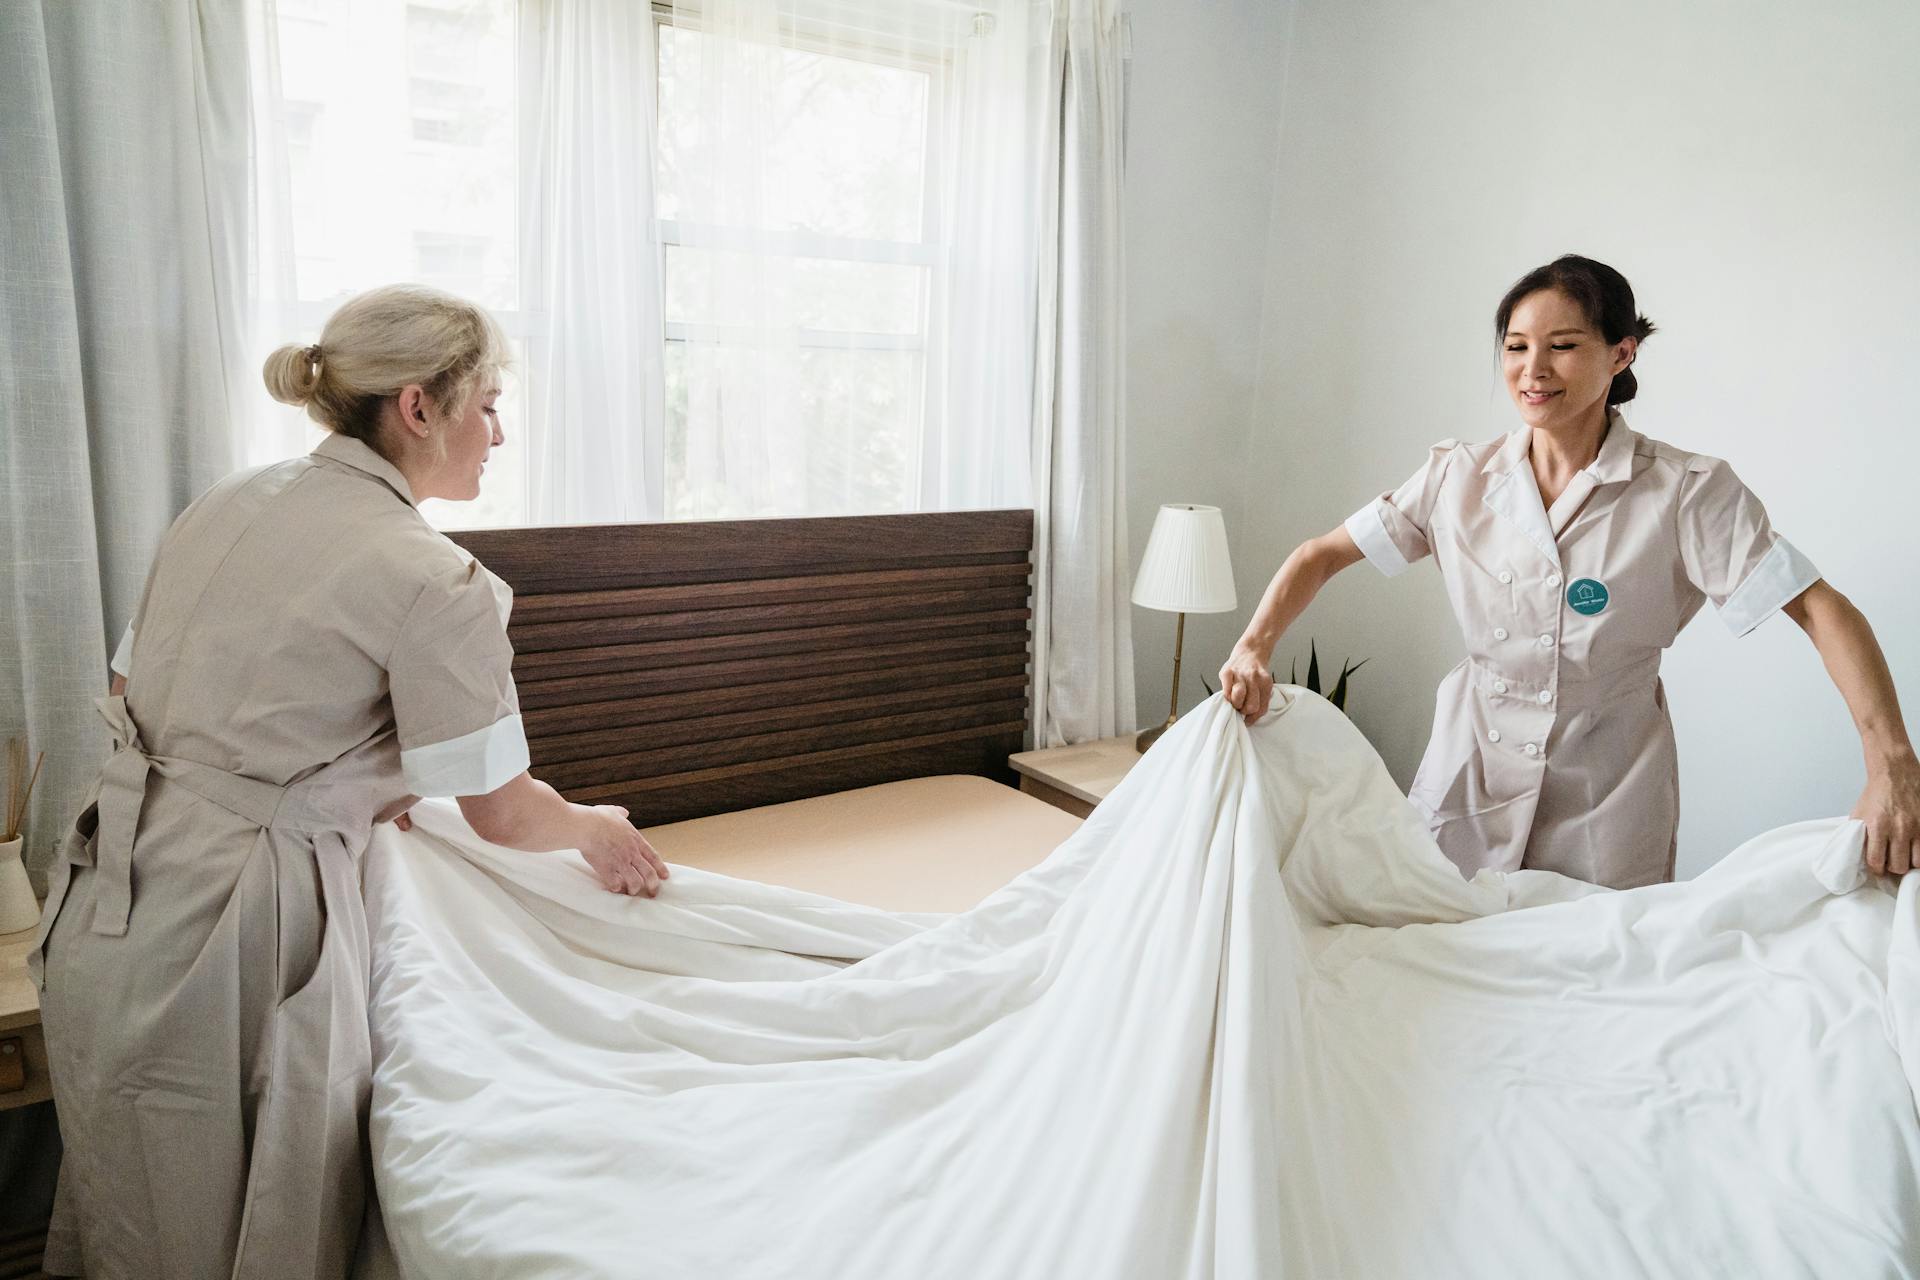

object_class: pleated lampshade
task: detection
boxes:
[1131,504,1236,614]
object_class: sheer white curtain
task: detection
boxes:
[658,0,1041,519]
[518,0,668,524]
[1028,0,1134,747]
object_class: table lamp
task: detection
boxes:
[1130,503,1236,752]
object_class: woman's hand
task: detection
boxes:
[1215,529,1360,728]
[1783,581,1920,878]
[459,773,672,896]
[375,793,420,832]
[1218,644,1277,726]
[575,804,673,897]
[1851,753,1920,876]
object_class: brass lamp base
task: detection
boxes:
[1134,717,1173,754]
[1135,610,1189,755]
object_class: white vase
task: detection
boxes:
[0,836,41,934]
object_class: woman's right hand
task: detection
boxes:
[1218,644,1277,725]
[575,804,672,897]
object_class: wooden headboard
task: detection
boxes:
[448,510,1033,825]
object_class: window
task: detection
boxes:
[654,17,943,518]
[255,0,1032,528]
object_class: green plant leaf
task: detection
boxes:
[1288,657,1297,686]
[1306,639,1321,695]
[1328,656,1368,711]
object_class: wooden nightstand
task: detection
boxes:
[0,923,51,1112]
[1007,734,1143,818]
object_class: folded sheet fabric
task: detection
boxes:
[361,694,1920,1280]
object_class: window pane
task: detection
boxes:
[275,0,518,310]
[663,246,926,335]
[795,347,920,514]
[664,343,922,519]
[656,25,930,244]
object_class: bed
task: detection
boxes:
[446,509,1070,908]
[352,512,1920,1280]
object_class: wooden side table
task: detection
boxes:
[1007,734,1143,819]
[0,923,51,1112]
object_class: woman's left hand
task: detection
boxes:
[376,793,421,832]
[1851,754,1920,876]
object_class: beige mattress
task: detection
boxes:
[641,775,1082,914]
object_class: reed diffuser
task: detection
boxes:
[1,737,46,933]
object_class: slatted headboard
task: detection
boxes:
[448,510,1033,825]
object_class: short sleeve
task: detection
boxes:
[109,623,136,677]
[390,557,529,796]
[1676,457,1821,637]
[1343,439,1459,577]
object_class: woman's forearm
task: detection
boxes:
[457,769,670,895]
[1235,528,1364,662]
[457,771,591,852]
[1785,581,1915,772]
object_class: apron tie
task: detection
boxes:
[79,696,355,938]
[89,700,152,937]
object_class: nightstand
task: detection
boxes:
[0,923,51,1112]
[1007,734,1143,818]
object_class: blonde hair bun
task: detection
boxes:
[263,343,323,406]
[262,285,509,445]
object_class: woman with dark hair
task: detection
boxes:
[1218,255,1918,889]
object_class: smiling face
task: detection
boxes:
[1500,289,1636,432]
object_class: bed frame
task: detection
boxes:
[448,510,1034,826]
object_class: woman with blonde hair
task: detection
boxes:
[31,283,669,1278]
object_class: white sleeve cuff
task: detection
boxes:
[401,713,531,797]
[110,622,136,677]
[1719,537,1821,638]
[1344,501,1413,578]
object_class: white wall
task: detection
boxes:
[1122,0,1293,726]
[1243,0,1920,875]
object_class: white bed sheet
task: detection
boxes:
[359,692,1920,1279]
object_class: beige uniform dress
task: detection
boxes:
[1344,408,1821,889]
[29,434,528,1279]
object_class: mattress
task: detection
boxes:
[640,774,1083,913]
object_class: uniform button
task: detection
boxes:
[1488,729,1502,744]
[1493,627,1509,641]
[1524,742,1540,757]
[1547,574,1562,588]
[1537,690,1552,704]
[1497,570,1513,584]
[1493,680,1508,694]
[1538,634,1554,647]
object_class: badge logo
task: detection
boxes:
[1567,578,1609,616]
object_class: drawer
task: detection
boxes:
[0,1020,52,1111]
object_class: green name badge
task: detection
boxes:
[1567,578,1609,616]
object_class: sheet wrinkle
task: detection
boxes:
[360,693,1920,1280]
